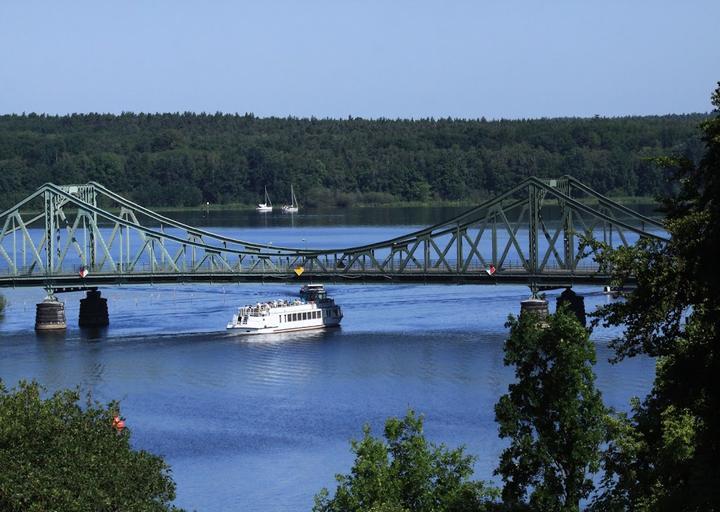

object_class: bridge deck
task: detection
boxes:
[0,269,613,288]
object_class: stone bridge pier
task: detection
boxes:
[34,288,109,331]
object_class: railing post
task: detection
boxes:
[492,210,498,269]
[528,183,539,275]
[423,237,429,272]
[44,190,55,274]
[456,226,462,273]
[89,187,97,270]
[563,203,575,272]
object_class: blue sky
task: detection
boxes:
[0,0,718,118]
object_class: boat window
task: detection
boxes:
[303,312,307,320]
[292,313,297,321]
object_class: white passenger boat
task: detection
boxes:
[256,186,273,212]
[226,284,342,334]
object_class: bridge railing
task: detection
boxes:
[0,177,663,287]
[0,260,603,278]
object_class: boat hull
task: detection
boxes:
[226,320,341,335]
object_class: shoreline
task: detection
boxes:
[150,195,660,213]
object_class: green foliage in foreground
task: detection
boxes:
[313,410,499,512]
[588,83,720,511]
[0,380,183,512]
[495,309,605,511]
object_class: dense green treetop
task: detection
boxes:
[0,380,183,512]
[495,309,605,512]
[589,83,720,511]
[314,410,499,512]
[0,112,708,209]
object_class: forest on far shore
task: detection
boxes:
[0,112,709,209]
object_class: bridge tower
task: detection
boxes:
[34,184,108,331]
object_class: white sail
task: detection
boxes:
[282,185,299,213]
[256,186,273,212]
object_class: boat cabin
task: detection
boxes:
[300,284,327,302]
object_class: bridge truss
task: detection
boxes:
[0,177,666,290]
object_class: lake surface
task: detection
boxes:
[0,207,656,512]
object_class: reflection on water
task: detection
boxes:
[0,280,654,512]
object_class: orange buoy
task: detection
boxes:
[112,415,126,431]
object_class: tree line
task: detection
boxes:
[0,112,708,209]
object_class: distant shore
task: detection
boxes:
[149,195,661,213]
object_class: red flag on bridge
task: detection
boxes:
[485,264,496,276]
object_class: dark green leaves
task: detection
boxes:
[0,380,182,512]
[495,309,605,512]
[314,410,498,512]
[589,82,720,511]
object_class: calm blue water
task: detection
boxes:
[0,215,655,512]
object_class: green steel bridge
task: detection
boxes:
[0,176,666,292]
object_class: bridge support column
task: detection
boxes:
[35,295,67,331]
[556,288,586,326]
[79,290,109,328]
[520,297,549,320]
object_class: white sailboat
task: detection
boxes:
[282,185,299,213]
[256,186,273,212]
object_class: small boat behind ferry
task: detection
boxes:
[226,284,342,334]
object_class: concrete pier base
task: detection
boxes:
[79,290,109,328]
[520,297,549,320]
[35,298,67,331]
[556,288,586,326]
